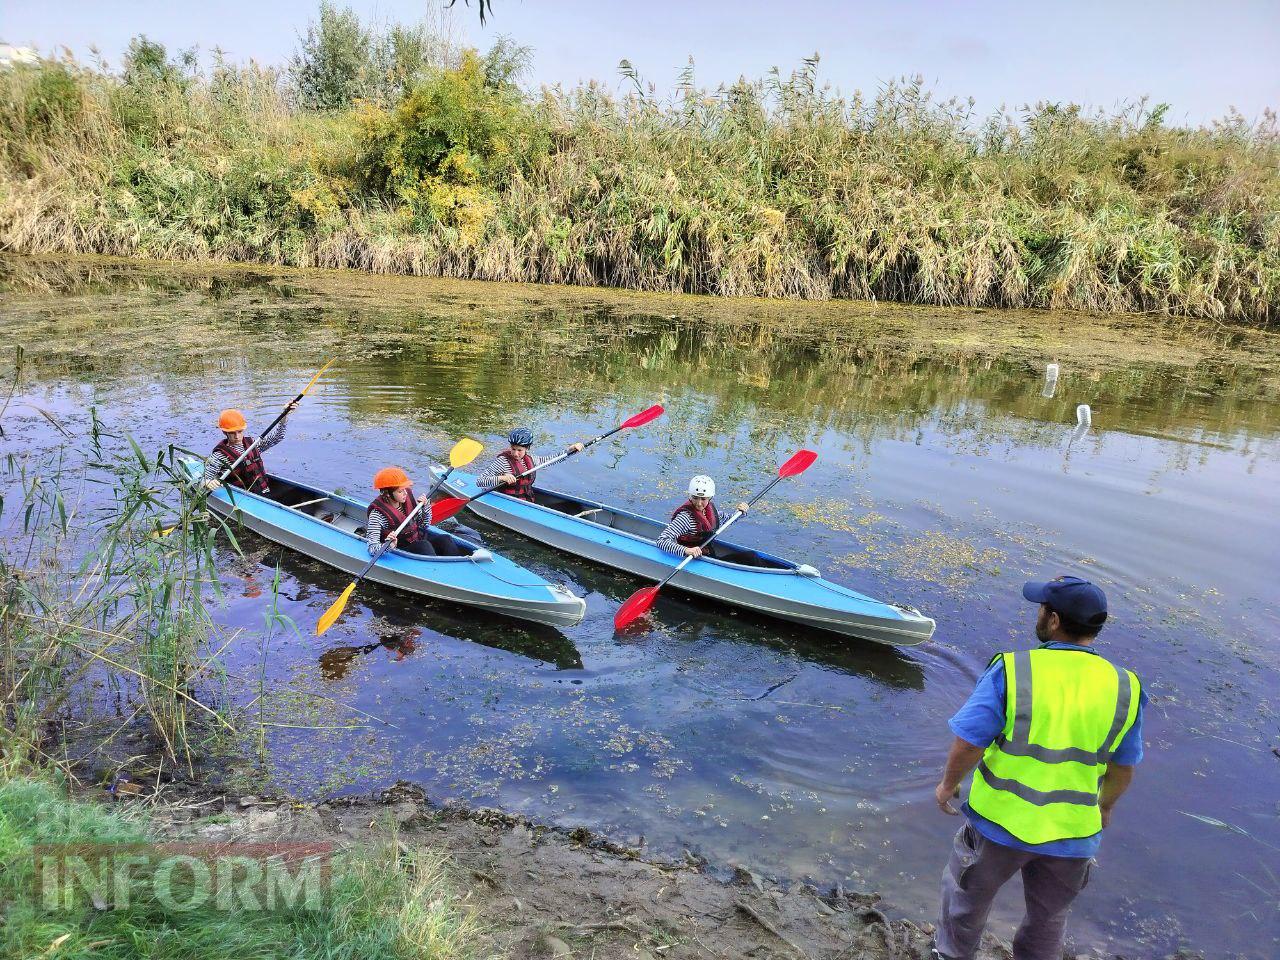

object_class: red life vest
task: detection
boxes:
[498,450,536,501]
[367,492,422,545]
[213,436,269,494]
[673,500,719,547]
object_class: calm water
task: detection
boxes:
[3,259,1278,958]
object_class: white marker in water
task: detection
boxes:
[1068,403,1092,448]
[1042,362,1060,398]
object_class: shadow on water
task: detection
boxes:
[210,529,585,671]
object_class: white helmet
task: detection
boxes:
[688,475,716,498]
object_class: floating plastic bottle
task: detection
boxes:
[1042,362,1060,398]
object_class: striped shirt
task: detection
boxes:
[365,500,429,555]
[657,510,704,556]
[201,419,287,484]
[476,452,559,491]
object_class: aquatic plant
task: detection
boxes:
[0,366,232,774]
[0,15,1276,324]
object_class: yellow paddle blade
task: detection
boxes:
[316,581,357,636]
[449,437,484,468]
[300,356,339,397]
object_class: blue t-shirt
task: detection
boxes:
[949,641,1146,858]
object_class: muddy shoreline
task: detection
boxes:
[98,773,1027,960]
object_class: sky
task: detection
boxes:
[2,1,1278,126]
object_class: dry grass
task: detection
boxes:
[0,53,1276,324]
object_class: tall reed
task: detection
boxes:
[1,387,232,776]
[0,43,1275,324]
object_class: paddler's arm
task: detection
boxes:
[366,512,387,555]
[476,454,512,490]
[256,401,297,452]
[656,513,696,557]
[201,451,228,488]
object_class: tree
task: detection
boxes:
[288,1,370,110]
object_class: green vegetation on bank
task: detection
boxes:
[0,778,489,960]
[0,3,1277,323]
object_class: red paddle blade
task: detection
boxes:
[778,449,818,477]
[429,496,469,524]
[614,586,661,630]
[620,404,665,429]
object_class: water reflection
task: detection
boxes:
[217,537,586,671]
[319,629,422,680]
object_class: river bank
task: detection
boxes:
[8,770,1117,960]
[1,26,1277,325]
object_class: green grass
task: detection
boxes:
[0,32,1276,324]
[0,777,492,959]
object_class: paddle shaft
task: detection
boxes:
[217,396,297,482]
[215,357,336,483]
[652,473,789,591]
[458,421,629,509]
[351,494,429,583]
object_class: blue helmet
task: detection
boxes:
[508,427,534,447]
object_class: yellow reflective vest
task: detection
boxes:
[968,647,1141,845]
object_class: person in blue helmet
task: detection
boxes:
[475,427,583,502]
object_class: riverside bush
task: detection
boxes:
[0,24,1275,323]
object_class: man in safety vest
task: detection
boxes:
[932,576,1146,960]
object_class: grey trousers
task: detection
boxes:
[937,822,1093,960]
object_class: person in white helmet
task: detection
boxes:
[656,475,750,559]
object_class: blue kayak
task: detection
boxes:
[430,467,935,646]
[179,459,586,629]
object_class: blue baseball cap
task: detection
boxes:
[1022,575,1108,630]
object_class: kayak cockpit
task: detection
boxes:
[220,473,480,559]
[529,489,795,571]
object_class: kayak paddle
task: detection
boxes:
[315,437,483,636]
[430,404,665,524]
[613,449,818,630]
[161,356,338,536]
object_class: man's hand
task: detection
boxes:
[684,545,703,558]
[935,738,985,816]
[498,473,517,485]
[1098,764,1134,829]
[736,501,750,514]
[935,782,961,815]
[285,399,300,415]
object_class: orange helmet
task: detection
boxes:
[218,409,247,431]
[373,466,412,490]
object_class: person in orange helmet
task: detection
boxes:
[201,401,298,495]
[366,467,465,557]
